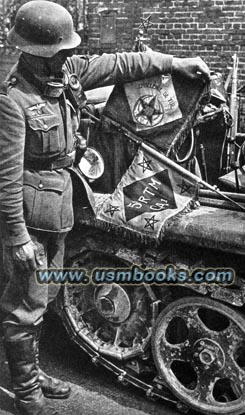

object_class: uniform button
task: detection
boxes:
[43,124,48,129]
[38,183,44,189]
[10,76,17,84]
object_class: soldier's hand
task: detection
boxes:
[172,57,210,82]
[12,240,43,273]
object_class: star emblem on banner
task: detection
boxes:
[137,156,153,173]
[144,215,160,230]
[105,204,120,217]
[138,14,153,32]
[178,180,195,195]
[123,170,177,222]
[134,95,164,127]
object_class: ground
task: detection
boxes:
[0,312,179,415]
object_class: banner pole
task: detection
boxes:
[140,142,245,212]
[84,111,245,211]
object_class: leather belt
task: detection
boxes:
[24,154,73,171]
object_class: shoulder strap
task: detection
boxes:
[0,73,19,96]
[0,81,9,96]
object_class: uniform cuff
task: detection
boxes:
[7,224,31,246]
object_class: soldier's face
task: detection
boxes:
[46,49,75,74]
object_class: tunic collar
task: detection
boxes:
[18,54,65,97]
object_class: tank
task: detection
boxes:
[53,68,245,415]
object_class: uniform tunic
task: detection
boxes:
[0,51,172,332]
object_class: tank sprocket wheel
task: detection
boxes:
[62,250,158,361]
[152,297,245,415]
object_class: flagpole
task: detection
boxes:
[82,110,245,212]
[141,143,245,212]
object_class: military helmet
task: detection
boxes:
[7,1,81,58]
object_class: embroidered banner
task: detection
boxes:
[124,75,182,131]
[96,148,197,239]
[92,73,208,193]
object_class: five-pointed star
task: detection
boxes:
[137,156,153,173]
[178,180,194,195]
[105,204,120,217]
[136,96,162,125]
[139,14,153,32]
[144,215,160,230]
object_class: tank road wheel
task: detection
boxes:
[152,297,245,415]
[60,251,159,361]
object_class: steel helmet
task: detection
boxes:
[7,1,81,57]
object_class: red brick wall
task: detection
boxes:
[85,0,245,84]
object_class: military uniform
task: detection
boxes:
[0,2,210,414]
[0,50,173,332]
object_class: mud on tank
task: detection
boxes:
[54,70,245,415]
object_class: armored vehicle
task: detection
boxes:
[54,61,245,415]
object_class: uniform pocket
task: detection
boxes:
[23,170,65,231]
[26,114,61,156]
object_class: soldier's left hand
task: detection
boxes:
[172,56,210,82]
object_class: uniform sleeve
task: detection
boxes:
[68,51,173,91]
[0,94,30,246]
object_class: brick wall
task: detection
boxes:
[85,0,245,85]
[1,0,245,85]
[0,48,19,83]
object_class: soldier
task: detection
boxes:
[0,1,210,414]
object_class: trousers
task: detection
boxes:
[1,229,68,340]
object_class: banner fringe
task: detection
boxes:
[77,197,199,246]
[167,85,210,158]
